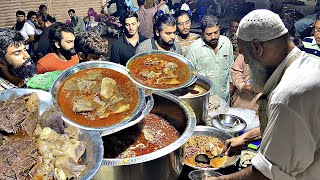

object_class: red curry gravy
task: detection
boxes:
[128,54,191,89]
[57,68,139,127]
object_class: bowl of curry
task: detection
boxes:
[182,126,240,170]
[50,61,147,132]
[126,50,197,92]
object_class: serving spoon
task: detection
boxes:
[194,153,225,165]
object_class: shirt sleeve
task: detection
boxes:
[26,23,35,35]
[252,102,318,180]
[185,46,197,66]
[227,40,234,83]
[231,54,246,90]
[110,44,120,64]
[37,62,47,74]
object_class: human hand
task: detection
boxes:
[240,82,251,93]
[224,136,247,156]
[204,177,219,180]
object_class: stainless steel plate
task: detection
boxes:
[183,126,240,170]
[126,50,198,92]
[0,88,103,180]
[50,61,147,132]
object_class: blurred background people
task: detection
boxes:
[75,32,108,62]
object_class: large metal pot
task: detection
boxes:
[93,92,197,180]
[171,75,213,124]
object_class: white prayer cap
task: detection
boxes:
[236,9,288,42]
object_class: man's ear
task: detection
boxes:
[137,21,140,28]
[78,52,85,61]
[54,41,60,49]
[155,30,160,37]
[0,59,7,69]
[252,40,263,56]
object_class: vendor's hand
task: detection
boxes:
[204,177,219,180]
[224,136,247,156]
[240,83,251,93]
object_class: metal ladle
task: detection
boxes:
[194,153,225,165]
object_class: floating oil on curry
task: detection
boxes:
[128,54,191,89]
[57,68,139,127]
[183,135,227,168]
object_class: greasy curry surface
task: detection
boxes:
[58,68,139,127]
[128,54,191,89]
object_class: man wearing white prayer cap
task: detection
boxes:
[207,9,320,180]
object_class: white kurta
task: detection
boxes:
[252,47,320,180]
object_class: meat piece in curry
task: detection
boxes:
[128,54,191,89]
[58,68,139,127]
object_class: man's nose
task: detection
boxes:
[23,50,30,60]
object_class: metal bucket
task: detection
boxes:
[171,75,213,124]
[93,92,197,180]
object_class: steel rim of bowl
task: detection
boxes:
[102,91,197,166]
[126,50,198,92]
[50,61,147,131]
[182,125,240,170]
[79,129,104,180]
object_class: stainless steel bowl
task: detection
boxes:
[189,169,222,180]
[183,126,240,170]
[170,75,213,124]
[93,92,197,180]
[126,50,198,92]
[0,88,104,180]
[50,61,147,132]
[209,114,247,133]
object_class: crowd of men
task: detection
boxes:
[2,1,320,179]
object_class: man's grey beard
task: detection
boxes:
[242,46,268,93]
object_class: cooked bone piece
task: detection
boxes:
[72,96,95,113]
[155,77,180,85]
[114,104,130,113]
[54,157,86,178]
[35,127,87,162]
[100,77,117,100]
[77,79,97,92]
[165,62,178,70]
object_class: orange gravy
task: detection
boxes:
[129,54,190,89]
[57,68,139,127]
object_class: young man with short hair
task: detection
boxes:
[37,23,79,74]
[111,12,147,66]
[135,14,182,55]
[174,10,200,56]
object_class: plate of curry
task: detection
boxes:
[127,50,197,91]
[50,61,147,132]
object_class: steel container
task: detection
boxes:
[93,92,197,180]
[50,61,147,134]
[126,50,198,92]
[183,126,240,170]
[170,75,213,124]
